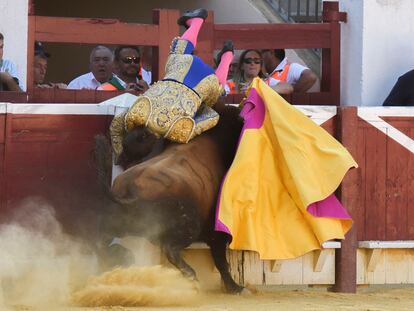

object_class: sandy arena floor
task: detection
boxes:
[6,287,414,311]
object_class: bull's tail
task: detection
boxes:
[94,134,114,197]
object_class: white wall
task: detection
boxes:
[0,0,28,91]
[340,0,414,106]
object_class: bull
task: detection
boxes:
[94,102,246,294]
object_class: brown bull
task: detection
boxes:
[95,102,245,293]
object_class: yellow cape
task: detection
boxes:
[217,79,357,260]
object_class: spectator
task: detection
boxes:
[99,45,149,91]
[140,45,153,85]
[0,32,22,92]
[262,49,317,92]
[67,45,114,90]
[227,61,238,81]
[225,49,292,95]
[34,41,67,89]
[383,69,414,106]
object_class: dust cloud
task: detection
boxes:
[0,198,98,309]
[0,198,199,309]
[73,265,199,307]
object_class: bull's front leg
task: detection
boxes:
[163,245,197,280]
[208,232,246,294]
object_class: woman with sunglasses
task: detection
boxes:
[225,49,293,95]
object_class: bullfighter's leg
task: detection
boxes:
[177,8,208,49]
[215,40,234,87]
[208,232,245,294]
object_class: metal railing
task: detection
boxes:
[266,0,322,23]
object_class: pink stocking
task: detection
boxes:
[215,51,234,86]
[181,18,204,48]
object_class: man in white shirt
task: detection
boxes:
[262,49,317,93]
[67,45,114,90]
[0,32,22,91]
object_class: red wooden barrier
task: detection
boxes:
[355,110,414,241]
[22,3,346,105]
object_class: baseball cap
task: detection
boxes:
[34,41,51,58]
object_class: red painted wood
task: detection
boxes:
[152,10,180,81]
[0,113,5,211]
[0,92,28,103]
[28,0,34,15]
[27,8,344,105]
[408,127,414,239]
[27,16,35,99]
[214,23,331,49]
[291,93,311,105]
[355,115,414,241]
[73,89,97,103]
[197,11,215,67]
[329,22,340,106]
[323,2,347,23]
[382,117,414,139]
[34,16,159,46]
[0,115,6,145]
[2,114,109,235]
[320,116,335,135]
[364,127,387,240]
[9,115,108,142]
[355,122,366,240]
[385,135,409,240]
[333,106,358,293]
[0,144,4,210]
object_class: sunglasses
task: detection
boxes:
[243,58,262,65]
[121,56,140,64]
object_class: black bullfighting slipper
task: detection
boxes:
[177,8,208,28]
[215,40,234,66]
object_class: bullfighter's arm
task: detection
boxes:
[109,112,127,163]
[192,104,220,138]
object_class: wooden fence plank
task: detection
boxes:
[214,23,331,49]
[355,123,366,240]
[408,127,414,239]
[152,10,180,81]
[34,16,159,46]
[364,128,387,240]
[385,136,409,240]
[197,11,215,67]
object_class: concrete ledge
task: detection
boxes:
[359,240,414,249]
[187,241,341,251]
[322,241,341,249]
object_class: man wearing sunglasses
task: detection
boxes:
[99,45,150,92]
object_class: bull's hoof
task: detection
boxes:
[239,287,253,295]
[224,283,245,295]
